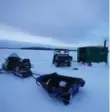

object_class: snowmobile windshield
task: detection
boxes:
[8,53,20,58]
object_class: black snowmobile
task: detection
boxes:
[36,72,85,105]
[0,53,32,78]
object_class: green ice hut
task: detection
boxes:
[77,41,108,63]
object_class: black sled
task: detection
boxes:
[36,72,85,105]
[1,53,33,78]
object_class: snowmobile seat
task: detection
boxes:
[21,59,30,64]
[13,58,32,78]
[20,59,31,70]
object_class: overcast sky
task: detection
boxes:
[0,0,109,46]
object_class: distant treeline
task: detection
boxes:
[0,47,77,51]
[21,47,77,51]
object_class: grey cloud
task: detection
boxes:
[0,0,108,44]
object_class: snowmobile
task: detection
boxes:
[36,72,85,105]
[0,53,33,78]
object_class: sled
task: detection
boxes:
[36,72,85,105]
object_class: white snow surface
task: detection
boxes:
[0,49,109,112]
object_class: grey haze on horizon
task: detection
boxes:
[0,0,109,44]
[0,39,78,49]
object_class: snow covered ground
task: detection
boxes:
[0,49,109,112]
